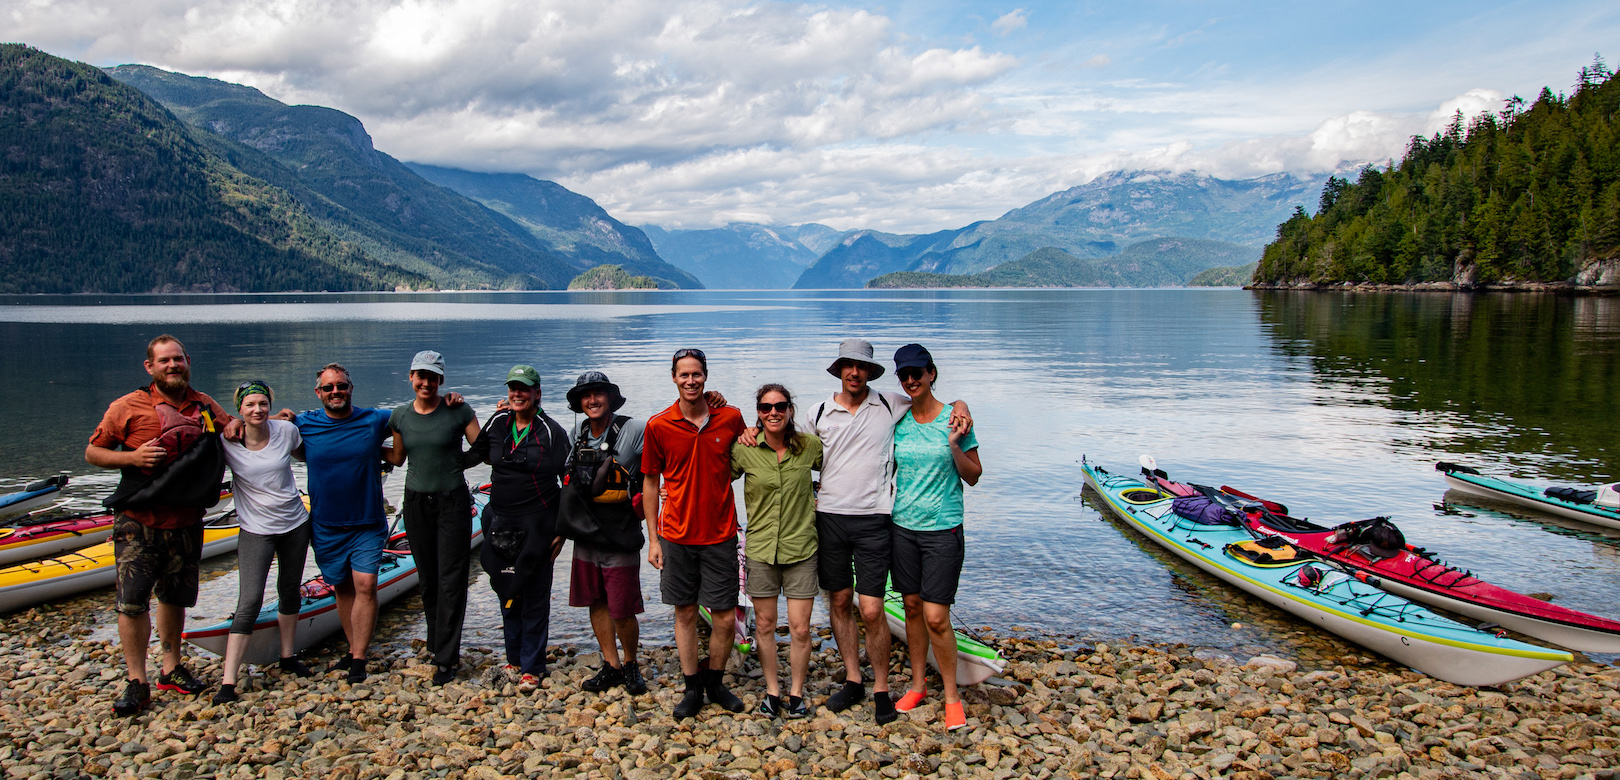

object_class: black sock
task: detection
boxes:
[875,690,894,712]
[684,673,703,691]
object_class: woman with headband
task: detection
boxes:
[212,380,315,704]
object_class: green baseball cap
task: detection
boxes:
[505,365,540,388]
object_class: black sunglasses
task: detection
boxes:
[673,348,706,361]
[317,382,352,393]
[756,401,792,414]
[896,367,927,382]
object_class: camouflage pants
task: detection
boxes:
[112,515,202,616]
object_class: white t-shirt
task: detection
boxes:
[805,391,911,515]
[222,420,310,535]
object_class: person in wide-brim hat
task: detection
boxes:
[567,371,627,414]
[826,338,886,380]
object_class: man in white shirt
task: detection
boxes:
[803,338,969,724]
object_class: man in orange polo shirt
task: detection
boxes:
[86,335,233,717]
[642,348,747,718]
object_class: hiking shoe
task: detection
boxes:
[516,673,541,694]
[825,680,865,712]
[582,663,624,692]
[155,665,207,695]
[785,695,810,719]
[498,664,520,684]
[432,664,457,686]
[622,662,647,695]
[278,657,314,678]
[944,701,967,731]
[211,684,239,705]
[874,691,897,725]
[758,694,782,718]
[112,679,150,717]
[895,690,927,712]
[346,659,368,684]
[703,668,744,713]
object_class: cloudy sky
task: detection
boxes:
[7,0,1617,232]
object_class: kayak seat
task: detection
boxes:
[1544,486,1597,505]
[1225,537,1305,567]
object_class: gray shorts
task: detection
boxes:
[745,554,819,600]
[659,535,740,611]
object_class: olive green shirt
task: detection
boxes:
[390,401,476,493]
[730,434,823,565]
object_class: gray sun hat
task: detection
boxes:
[826,338,886,380]
[410,350,445,376]
[566,371,627,414]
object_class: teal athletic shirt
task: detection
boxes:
[892,402,979,532]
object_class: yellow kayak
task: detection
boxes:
[0,513,239,613]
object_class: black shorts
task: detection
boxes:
[659,536,740,611]
[891,524,965,605]
[113,515,204,616]
[815,511,892,598]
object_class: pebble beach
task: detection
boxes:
[3,588,1618,780]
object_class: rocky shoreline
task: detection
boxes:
[3,596,1619,780]
[1245,281,1620,294]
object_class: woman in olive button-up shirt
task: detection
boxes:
[730,384,823,719]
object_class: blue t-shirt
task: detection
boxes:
[295,407,392,528]
[892,403,979,532]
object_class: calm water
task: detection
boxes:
[2,289,1617,665]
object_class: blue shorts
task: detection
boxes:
[312,522,387,586]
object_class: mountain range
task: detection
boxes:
[639,223,842,289]
[867,239,1262,288]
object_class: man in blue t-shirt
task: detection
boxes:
[285,363,394,683]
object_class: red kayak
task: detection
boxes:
[0,512,116,567]
[1137,457,1620,653]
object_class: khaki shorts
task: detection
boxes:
[745,553,819,600]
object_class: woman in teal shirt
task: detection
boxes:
[889,344,982,731]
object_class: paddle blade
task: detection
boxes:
[1138,454,1158,473]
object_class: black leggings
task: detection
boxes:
[230,522,313,634]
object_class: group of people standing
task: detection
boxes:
[86,335,983,731]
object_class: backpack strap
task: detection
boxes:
[878,393,892,414]
[813,401,827,428]
[604,415,630,449]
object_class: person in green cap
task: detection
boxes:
[461,366,568,693]
[386,349,481,686]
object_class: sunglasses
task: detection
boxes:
[756,401,792,414]
[317,382,352,393]
[673,348,706,361]
[896,367,927,382]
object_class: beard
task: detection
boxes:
[153,366,190,393]
[322,396,352,416]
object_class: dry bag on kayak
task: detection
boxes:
[1225,536,1304,566]
[1171,495,1238,526]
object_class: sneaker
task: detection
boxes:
[703,668,744,713]
[621,662,647,695]
[785,695,809,719]
[944,700,967,731]
[211,683,239,705]
[278,657,314,678]
[824,680,865,712]
[673,674,705,719]
[758,694,782,718]
[581,663,624,692]
[895,690,927,712]
[498,664,520,684]
[155,665,207,695]
[346,659,368,684]
[516,673,540,694]
[432,664,457,686]
[874,691,897,725]
[112,679,150,717]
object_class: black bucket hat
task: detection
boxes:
[566,371,627,413]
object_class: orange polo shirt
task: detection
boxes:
[88,383,233,529]
[641,402,744,545]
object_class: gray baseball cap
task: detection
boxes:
[410,350,445,376]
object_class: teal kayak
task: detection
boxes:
[1083,458,1571,686]
[1438,462,1620,532]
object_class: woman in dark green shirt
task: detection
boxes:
[730,384,822,719]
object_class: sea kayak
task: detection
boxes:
[0,511,241,614]
[183,486,487,664]
[0,476,69,521]
[882,587,1008,686]
[1438,462,1620,532]
[1083,458,1570,686]
[0,512,116,567]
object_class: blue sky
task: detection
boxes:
[5,0,1616,232]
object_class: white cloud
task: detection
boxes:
[1081,54,1111,69]
[990,9,1027,37]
